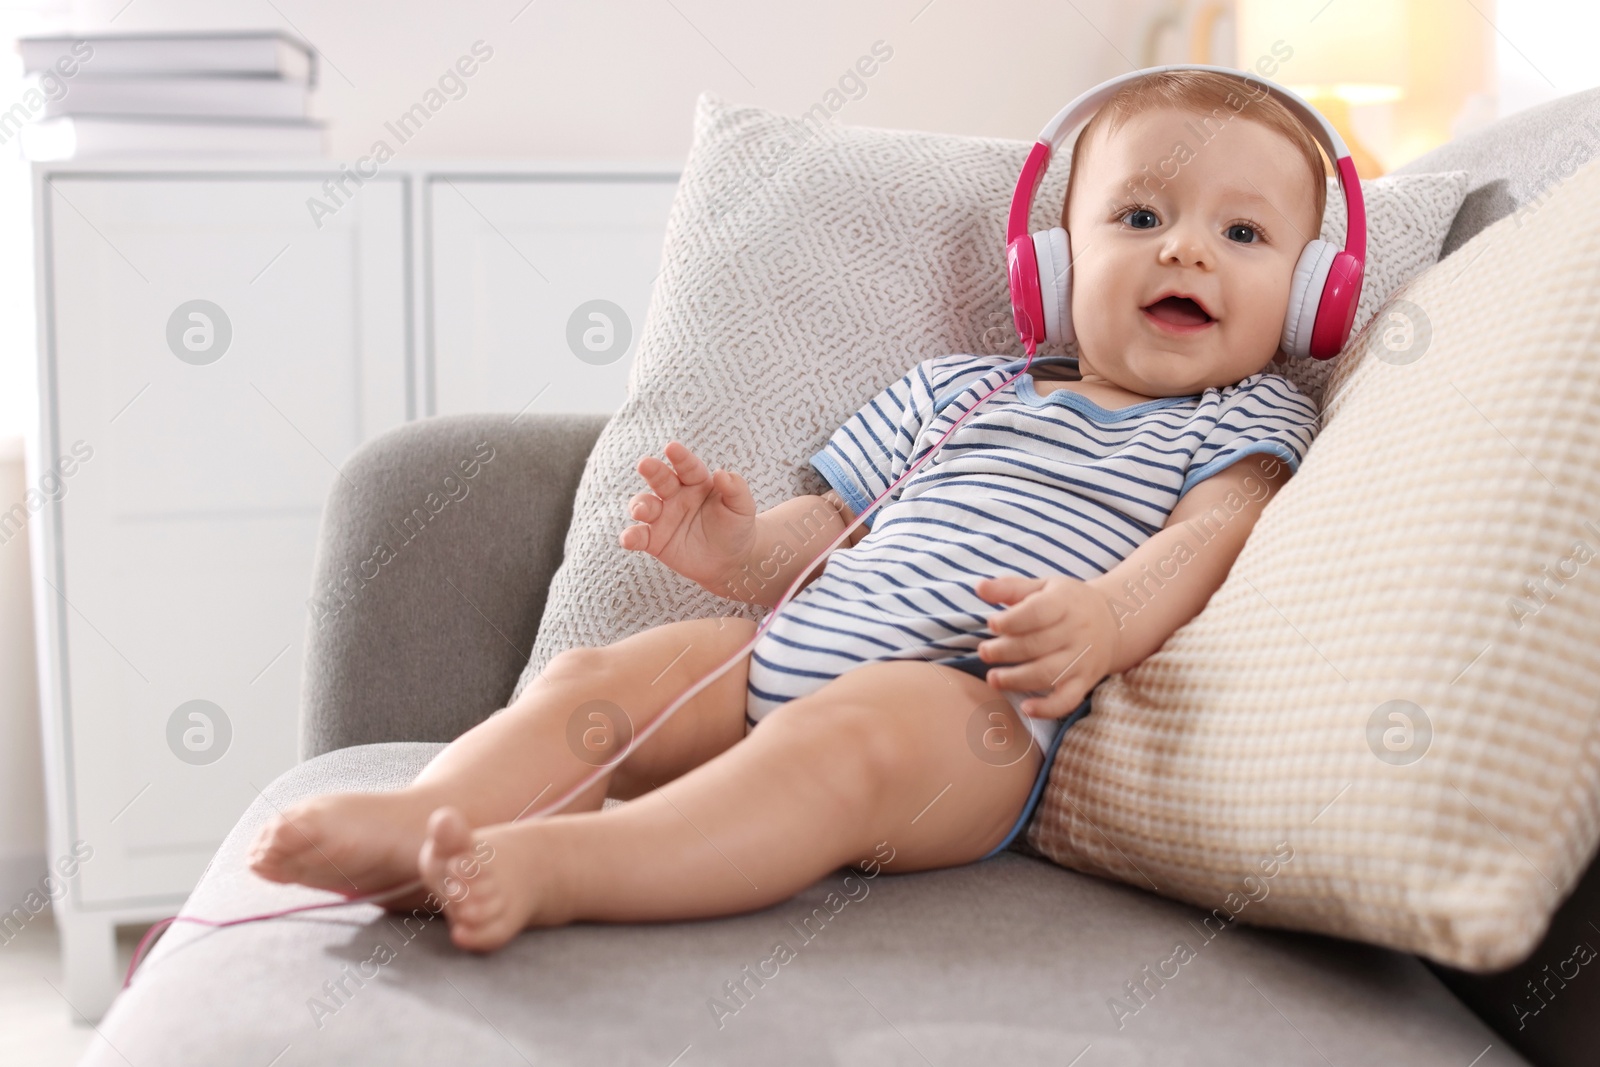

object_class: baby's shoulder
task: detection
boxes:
[916,351,1016,381]
[914,351,1021,401]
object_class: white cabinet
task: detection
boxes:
[426,174,677,417]
[42,173,410,907]
[27,160,678,1017]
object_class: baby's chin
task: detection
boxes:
[1112,345,1280,396]
[1089,354,1218,399]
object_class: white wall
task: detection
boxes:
[1497,1,1600,118]
[0,0,1136,443]
[0,439,46,907]
[60,0,1131,161]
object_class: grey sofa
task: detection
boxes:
[84,90,1600,1067]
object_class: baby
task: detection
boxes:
[250,70,1325,952]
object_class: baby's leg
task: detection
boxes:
[248,615,759,898]
[415,659,1044,951]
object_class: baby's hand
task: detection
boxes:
[618,440,758,590]
[971,574,1120,718]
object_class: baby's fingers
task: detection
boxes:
[618,521,650,551]
[618,491,663,552]
[635,454,682,500]
[1022,675,1090,719]
[1003,651,1091,717]
[662,440,713,488]
[626,490,662,523]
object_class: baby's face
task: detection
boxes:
[1063,106,1320,396]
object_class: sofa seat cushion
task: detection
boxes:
[86,744,1522,1066]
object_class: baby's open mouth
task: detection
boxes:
[1141,294,1215,332]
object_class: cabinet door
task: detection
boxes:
[40,173,409,906]
[427,174,677,417]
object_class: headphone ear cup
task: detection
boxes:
[1281,239,1336,360]
[1030,227,1074,345]
[1308,251,1365,360]
[1006,234,1044,347]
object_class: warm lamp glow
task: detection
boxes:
[1237,0,1496,171]
[1237,0,1411,175]
[1239,0,1408,87]
[1287,83,1405,107]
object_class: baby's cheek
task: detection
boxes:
[1069,291,1118,358]
[1229,269,1294,354]
[1069,270,1126,346]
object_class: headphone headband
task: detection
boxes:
[1006,63,1366,266]
[1038,64,1350,160]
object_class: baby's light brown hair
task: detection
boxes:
[1059,70,1328,238]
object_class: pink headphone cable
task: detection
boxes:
[124,341,1041,990]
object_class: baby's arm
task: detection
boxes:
[1086,452,1293,674]
[977,452,1293,717]
[705,489,864,609]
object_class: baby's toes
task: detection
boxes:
[418,811,532,952]
[447,894,521,953]
[418,807,479,899]
[447,882,499,926]
[248,812,316,879]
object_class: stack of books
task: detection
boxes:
[16,30,326,159]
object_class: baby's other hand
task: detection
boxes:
[619,440,758,590]
[972,574,1120,719]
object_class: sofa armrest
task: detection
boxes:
[298,411,608,758]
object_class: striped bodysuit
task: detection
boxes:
[745,351,1320,736]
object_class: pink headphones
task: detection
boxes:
[1007,63,1367,362]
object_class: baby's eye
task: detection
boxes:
[1121,207,1159,230]
[1225,222,1261,244]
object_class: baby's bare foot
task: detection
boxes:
[248,791,438,904]
[418,807,569,952]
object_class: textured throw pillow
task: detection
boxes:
[1028,155,1600,973]
[511,92,1467,707]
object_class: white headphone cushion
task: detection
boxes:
[1282,239,1335,360]
[1031,227,1073,345]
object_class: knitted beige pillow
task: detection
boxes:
[1028,155,1600,973]
[510,92,1466,706]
